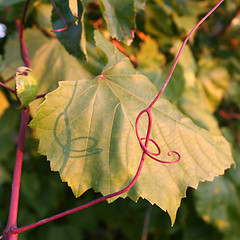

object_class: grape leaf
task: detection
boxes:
[30,31,234,223]
[51,0,86,60]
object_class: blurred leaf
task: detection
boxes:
[172,40,197,87]
[196,59,230,113]
[159,62,185,102]
[4,1,36,21]
[34,3,53,32]
[99,0,138,44]
[0,108,20,162]
[195,175,240,233]
[0,164,11,184]
[135,0,146,11]
[136,37,185,102]
[225,79,240,108]
[30,31,234,224]
[0,0,25,6]
[136,37,166,69]
[145,2,173,37]
[51,0,86,60]
[178,87,222,135]
[1,29,49,82]
[0,90,9,117]
[168,0,208,34]
[0,55,3,72]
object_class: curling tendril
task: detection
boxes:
[135,0,225,164]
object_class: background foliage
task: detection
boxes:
[0,0,239,239]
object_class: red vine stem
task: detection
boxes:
[50,0,68,32]
[5,0,224,236]
[0,82,16,94]
[3,75,15,83]
[13,153,146,234]
[135,0,225,162]
[4,108,30,240]
[36,93,48,99]
[16,0,31,68]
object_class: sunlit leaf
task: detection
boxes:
[69,0,78,18]
[30,32,234,223]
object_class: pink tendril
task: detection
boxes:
[135,109,180,164]
[50,0,68,32]
[135,0,225,163]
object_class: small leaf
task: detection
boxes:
[15,67,38,107]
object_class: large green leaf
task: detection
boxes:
[30,31,234,223]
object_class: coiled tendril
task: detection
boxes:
[135,109,180,164]
[135,0,225,164]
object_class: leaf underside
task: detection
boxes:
[30,31,234,223]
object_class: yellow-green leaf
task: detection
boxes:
[30,31,234,224]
